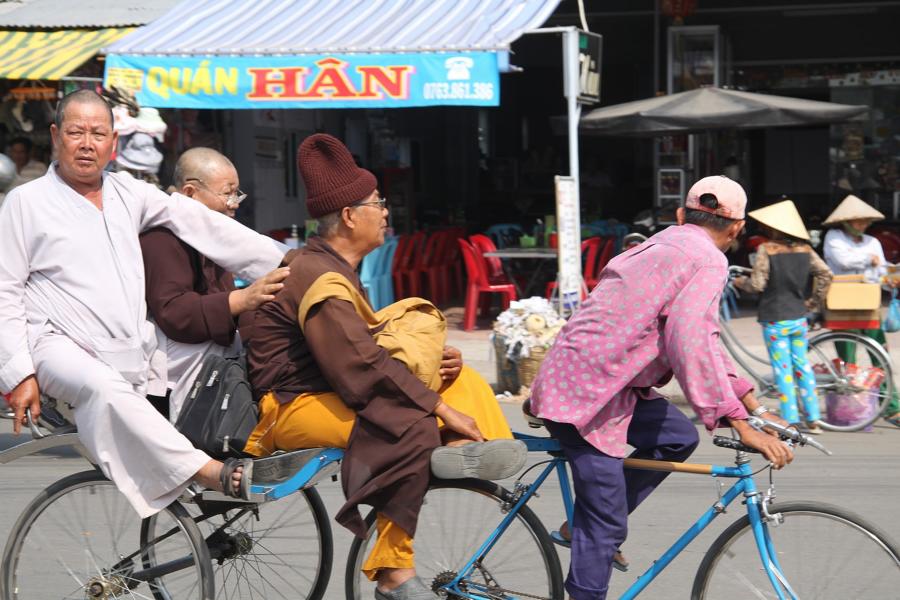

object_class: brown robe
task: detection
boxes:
[247,236,441,538]
[140,226,237,345]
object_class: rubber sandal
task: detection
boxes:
[549,530,629,572]
[220,457,254,500]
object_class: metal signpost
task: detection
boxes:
[528,27,602,313]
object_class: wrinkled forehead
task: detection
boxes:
[201,163,240,191]
[59,100,114,130]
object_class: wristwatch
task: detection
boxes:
[751,406,770,417]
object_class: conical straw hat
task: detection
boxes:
[822,194,884,226]
[747,200,810,241]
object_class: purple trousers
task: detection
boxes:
[545,398,700,600]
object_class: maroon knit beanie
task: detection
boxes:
[297,134,377,217]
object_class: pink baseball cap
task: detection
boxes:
[685,175,747,220]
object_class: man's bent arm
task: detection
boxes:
[664,266,749,430]
[131,176,288,281]
[0,191,36,392]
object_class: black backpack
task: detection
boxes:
[175,353,258,458]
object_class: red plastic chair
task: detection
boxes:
[392,232,425,299]
[415,230,452,305]
[545,236,608,299]
[589,237,615,288]
[870,227,900,264]
[458,238,517,331]
[443,227,465,299]
[469,234,507,283]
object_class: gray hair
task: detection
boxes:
[55,90,114,130]
[173,147,235,190]
[316,212,343,238]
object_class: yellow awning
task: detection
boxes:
[0,28,134,81]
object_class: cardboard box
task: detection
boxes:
[825,281,881,330]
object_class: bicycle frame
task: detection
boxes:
[441,434,797,600]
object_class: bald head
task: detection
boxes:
[174,147,242,217]
[55,89,113,130]
[173,147,235,189]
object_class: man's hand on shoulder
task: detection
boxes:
[229,266,290,315]
[6,375,40,435]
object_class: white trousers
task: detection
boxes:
[32,333,210,518]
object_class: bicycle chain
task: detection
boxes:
[465,584,551,600]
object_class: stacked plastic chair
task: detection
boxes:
[458,238,517,331]
[392,232,425,299]
[360,240,386,309]
[360,236,399,310]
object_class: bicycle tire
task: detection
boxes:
[691,500,900,599]
[175,487,333,600]
[807,331,894,431]
[344,478,564,600]
[1,469,214,600]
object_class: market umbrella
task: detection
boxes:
[577,86,868,136]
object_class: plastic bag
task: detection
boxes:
[883,288,900,332]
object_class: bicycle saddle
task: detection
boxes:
[521,398,545,429]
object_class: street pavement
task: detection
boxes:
[0,310,897,599]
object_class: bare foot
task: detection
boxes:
[193,459,242,495]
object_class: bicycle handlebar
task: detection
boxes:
[747,416,832,456]
[713,416,832,459]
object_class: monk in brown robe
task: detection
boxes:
[245,134,525,600]
[140,147,289,420]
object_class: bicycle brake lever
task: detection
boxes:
[747,416,832,456]
[25,408,47,440]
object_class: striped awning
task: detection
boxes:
[0,28,134,80]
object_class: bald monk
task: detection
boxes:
[141,147,289,421]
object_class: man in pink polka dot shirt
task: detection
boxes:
[531,175,793,600]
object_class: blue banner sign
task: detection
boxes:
[104,52,500,109]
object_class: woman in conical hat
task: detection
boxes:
[735,199,833,433]
[822,194,886,282]
[821,195,900,428]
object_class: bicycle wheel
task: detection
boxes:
[344,478,564,600]
[1,470,213,600]
[691,501,900,599]
[175,487,332,600]
[808,331,894,431]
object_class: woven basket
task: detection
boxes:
[492,334,519,393]
[516,346,548,389]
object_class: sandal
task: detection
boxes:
[884,414,900,428]
[220,457,254,500]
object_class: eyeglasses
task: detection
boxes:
[186,178,248,208]
[352,197,388,210]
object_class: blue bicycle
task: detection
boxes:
[345,415,900,599]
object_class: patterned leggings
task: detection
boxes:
[762,318,820,423]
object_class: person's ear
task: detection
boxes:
[341,206,356,230]
[729,219,746,240]
[181,184,197,198]
[675,207,686,226]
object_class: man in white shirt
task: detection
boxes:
[0,90,290,515]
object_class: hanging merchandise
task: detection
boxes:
[8,84,56,102]
[115,132,164,174]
